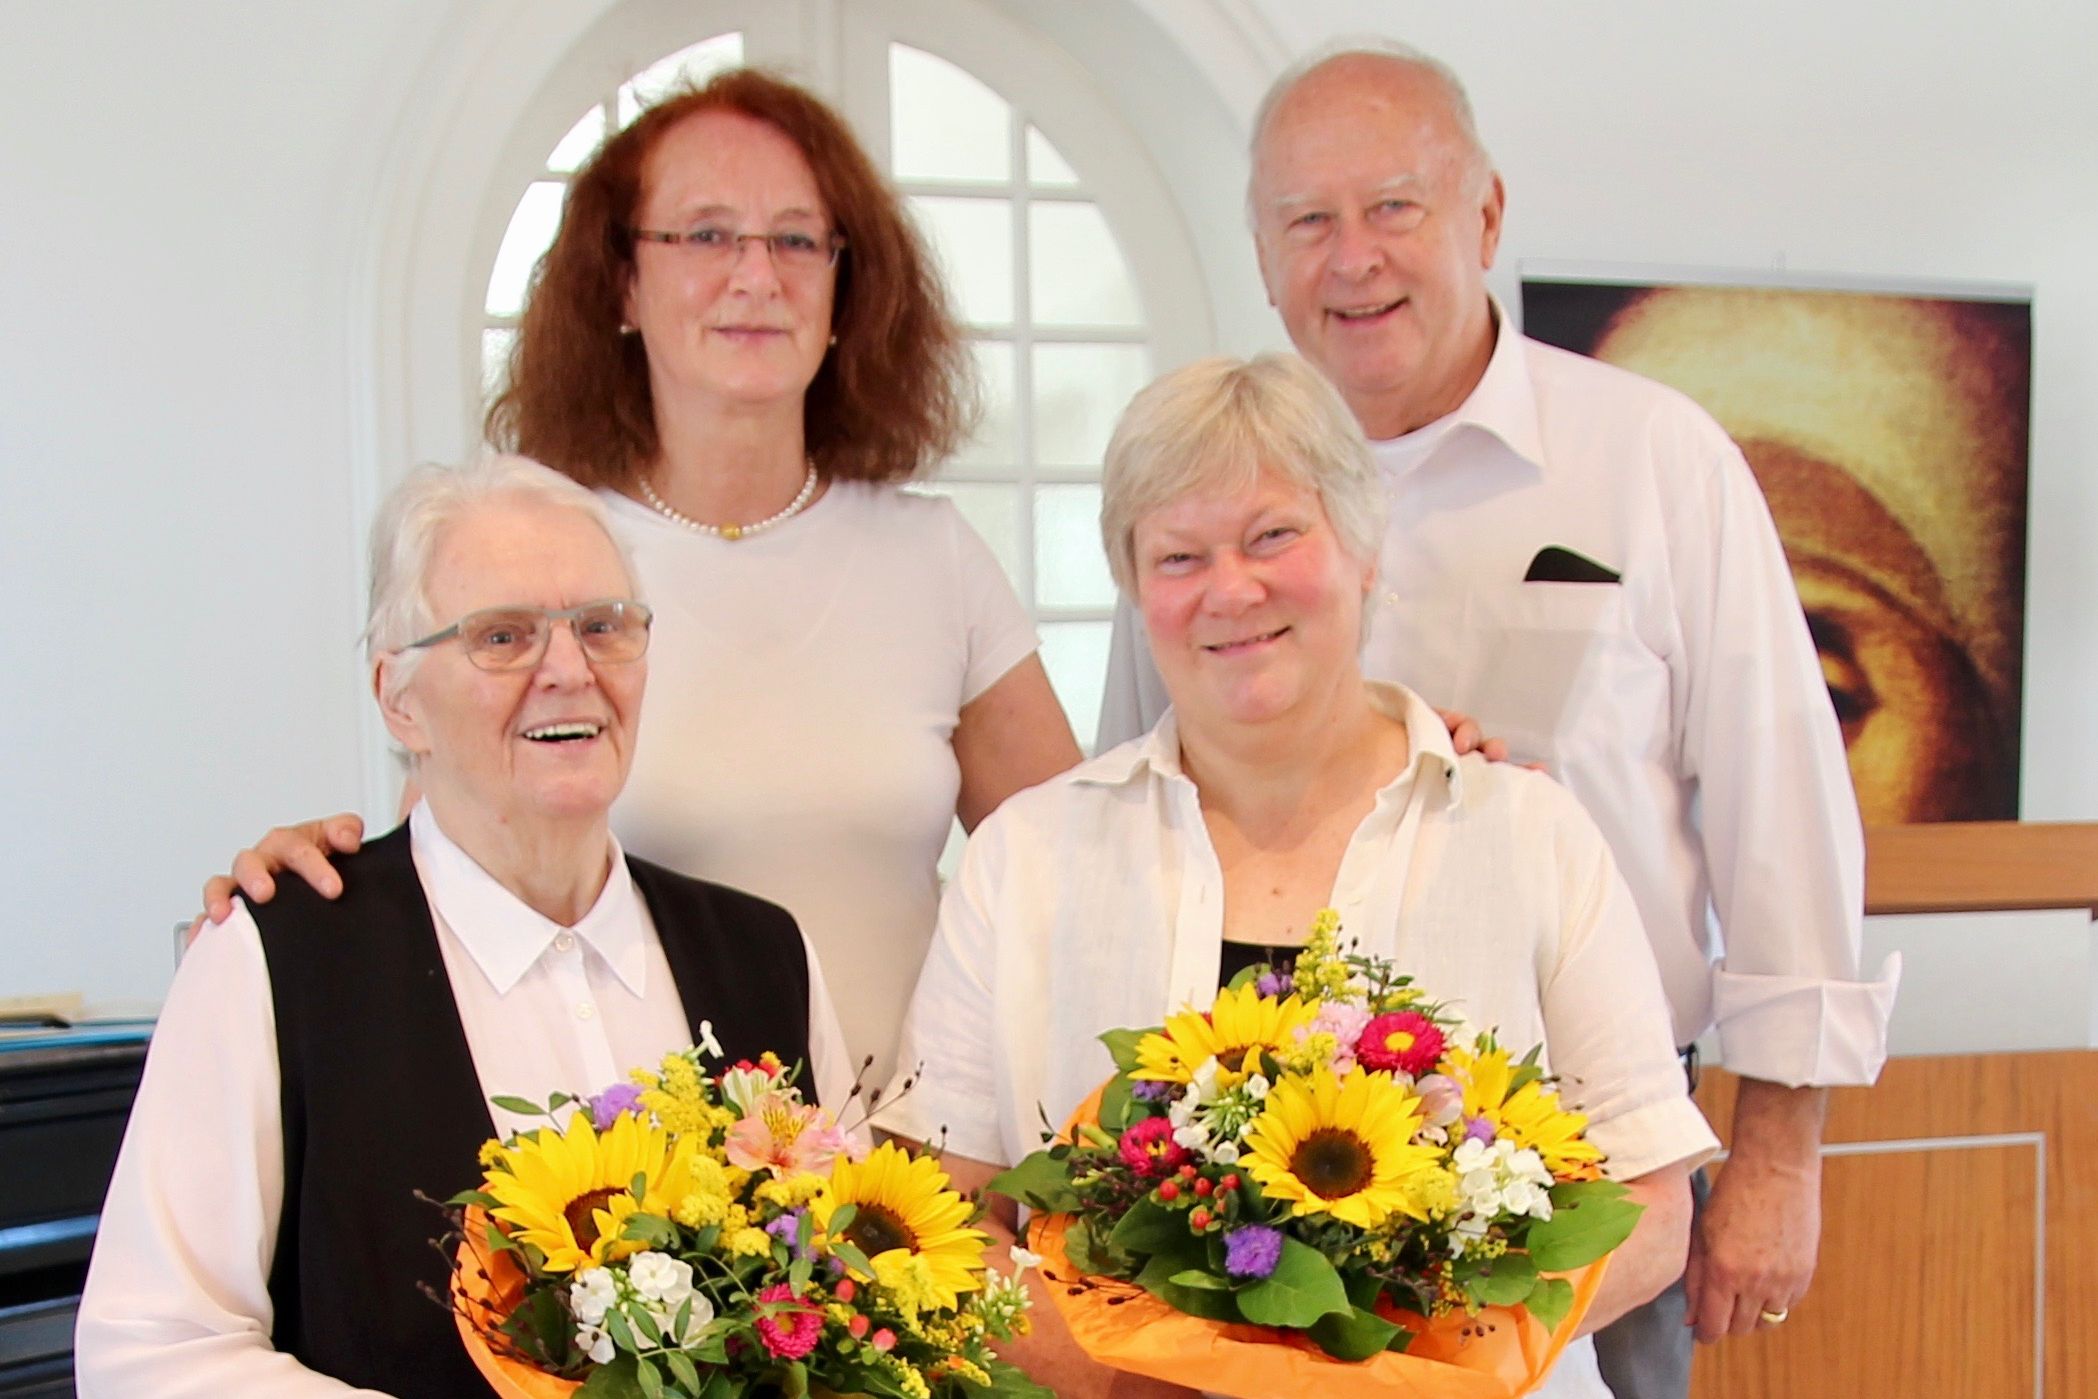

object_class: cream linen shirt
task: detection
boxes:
[1100,310,1899,1087]
[885,682,1717,1185]
[76,801,853,1399]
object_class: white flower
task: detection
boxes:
[644,1291,716,1345]
[1209,1140,1241,1166]
[627,1251,694,1305]
[574,1322,617,1364]
[718,1065,774,1117]
[1188,1057,1223,1104]
[569,1267,618,1326]
[1008,1245,1043,1273]
[694,1020,724,1059]
[1171,1122,1210,1152]
[1244,1073,1271,1101]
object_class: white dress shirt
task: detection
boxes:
[76,801,854,1398]
[1099,311,1899,1087]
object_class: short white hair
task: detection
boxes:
[1247,39,1494,226]
[363,454,635,703]
[1099,353,1384,595]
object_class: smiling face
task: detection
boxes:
[378,496,646,833]
[623,108,838,420]
[1251,56,1504,439]
[1133,466,1375,736]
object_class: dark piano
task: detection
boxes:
[0,1026,151,1399]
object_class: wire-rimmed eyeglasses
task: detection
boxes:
[628,223,846,273]
[403,600,653,672]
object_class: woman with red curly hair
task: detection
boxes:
[204,71,1080,1083]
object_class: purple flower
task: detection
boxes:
[589,1083,644,1130]
[1255,971,1294,998]
[1131,1080,1173,1103]
[1223,1225,1284,1279]
[765,1210,814,1260]
[1463,1115,1498,1146]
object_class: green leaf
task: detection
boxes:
[985,1152,1080,1214]
[1462,1251,1539,1305]
[1234,1238,1351,1328]
[635,1355,664,1399]
[1107,1199,1191,1256]
[1135,1248,1240,1322]
[972,1358,1059,1398]
[1097,1074,1138,1131]
[1527,1181,1642,1270]
[1063,1219,1119,1277]
[1099,1027,1149,1073]
[1306,1304,1405,1361]
[664,1352,701,1393]
[1224,961,1266,993]
[1525,1276,1576,1334]
[446,1187,499,1208]
[576,1356,646,1399]
[832,1240,875,1277]
[630,1302,663,1347]
[484,1219,520,1256]
[826,1203,857,1236]
[606,1306,640,1354]
[779,1361,809,1398]
[699,1371,738,1399]
[491,1094,548,1116]
[1166,1267,1232,1291]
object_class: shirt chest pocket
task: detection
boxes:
[1464,583,1658,766]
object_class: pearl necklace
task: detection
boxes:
[636,462,820,541]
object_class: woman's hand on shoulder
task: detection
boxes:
[1434,706,1510,763]
[198,814,366,928]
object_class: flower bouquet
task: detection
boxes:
[987,912,1643,1398]
[447,1030,1049,1399]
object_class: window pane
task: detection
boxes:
[618,34,745,125]
[1026,126,1080,188]
[1030,202,1143,327]
[1034,485,1114,608]
[910,482,1025,596]
[1033,344,1151,466]
[954,340,1018,470]
[481,328,517,404]
[547,105,606,173]
[1039,620,1114,752]
[910,196,1013,325]
[485,181,566,316]
[890,44,1012,183]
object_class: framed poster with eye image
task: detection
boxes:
[1519,266,2031,825]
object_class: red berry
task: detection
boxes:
[1220,1174,1240,1192]
[1189,1207,1212,1230]
[1157,1181,1180,1202]
[1193,1177,1214,1197]
[1179,1164,1198,1180]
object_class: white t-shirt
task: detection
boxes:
[601,481,1039,1087]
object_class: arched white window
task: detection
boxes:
[471,0,1212,744]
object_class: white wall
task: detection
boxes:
[3,0,2093,1010]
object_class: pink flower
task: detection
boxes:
[1357,1012,1446,1077]
[870,1328,897,1353]
[1297,1002,1371,1074]
[724,1091,848,1174]
[1415,1073,1464,1128]
[754,1283,823,1360]
[1118,1117,1191,1178]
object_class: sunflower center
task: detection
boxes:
[563,1187,622,1250]
[1289,1128,1375,1199]
[844,1204,918,1258]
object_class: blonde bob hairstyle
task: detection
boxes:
[1099,353,1385,595]
[363,454,639,705]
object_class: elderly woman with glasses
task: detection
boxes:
[77,456,853,1399]
[881,356,1718,1399]
[198,68,1080,1090]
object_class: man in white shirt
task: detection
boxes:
[1098,43,1899,1397]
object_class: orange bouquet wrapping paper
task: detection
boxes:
[453,1207,582,1399]
[1024,1086,1609,1399]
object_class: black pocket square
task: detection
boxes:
[1524,546,1621,584]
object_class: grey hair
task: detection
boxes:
[1247,39,1494,227]
[363,454,636,703]
[1099,353,1385,595]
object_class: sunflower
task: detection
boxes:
[1243,1067,1446,1228]
[810,1142,988,1311]
[484,1111,698,1272]
[1132,983,1318,1088]
[1448,1045,1604,1180]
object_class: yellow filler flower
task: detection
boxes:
[1243,1067,1445,1229]
[810,1142,988,1311]
[1133,983,1318,1088]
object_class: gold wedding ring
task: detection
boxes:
[1759,1307,1790,1325]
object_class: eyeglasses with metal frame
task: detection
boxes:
[627,223,846,272]
[402,600,654,672]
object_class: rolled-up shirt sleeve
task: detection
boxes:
[1664,419,1900,1087]
[75,903,390,1398]
[1534,782,1720,1182]
[878,832,1008,1166]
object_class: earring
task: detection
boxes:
[827,333,839,347]
[619,322,638,336]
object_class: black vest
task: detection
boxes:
[253,824,812,1397]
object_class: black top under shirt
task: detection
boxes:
[1218,941,1300,990]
